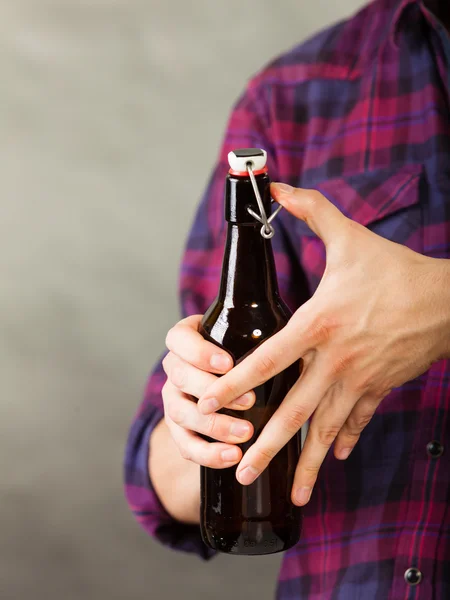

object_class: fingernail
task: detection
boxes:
[295,486,312,506]
[234,392,254,407]
[210,353,232,371]
[272,182,293,194]
[221,448,240,462]
[237,465,259,485]
[338,447,353,460]
[230,421,251,439]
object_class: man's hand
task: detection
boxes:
[197,182,450,507]
[150,315,257,523]
[161,315,255,468]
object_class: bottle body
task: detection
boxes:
[199,157,302,555]
[199,304,302,555]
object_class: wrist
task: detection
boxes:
[440,259,450,359]
[427,257,450,360]
[149,420,200,524]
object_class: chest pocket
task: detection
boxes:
[295,164,424,290]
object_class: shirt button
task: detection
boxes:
[404,568,422,586]
[426,440,444,458]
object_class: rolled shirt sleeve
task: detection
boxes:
[124,360,215,558]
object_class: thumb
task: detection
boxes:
[270,182,349,244]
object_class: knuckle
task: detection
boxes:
[167,402,185,425]
[341,426,361,441]
[170,364,186,389]
[352,376,372,396]
[302,463,320,481]
[186,345,207,370]
[255,446,277,463]
[254,353,277,380]
[165,321,192,351]
[283,406,308,434]
[179,446,191,461]
[161,381,172,403]
[339,416,364,442]
[220,378,240,400]
[329,352,355,378]
[180,314,202,329]
[162,354,170,373]
[208,453,227,469]
[306,314,335,347]
[346,406,376,434]
[165,326,176,350]
[205,413,218,436]
[195,351,209,370]
[354,412,373,430]
[316,425,341,448]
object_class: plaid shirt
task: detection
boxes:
[124,0,450,597]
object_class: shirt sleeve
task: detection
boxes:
[123,77,307,559]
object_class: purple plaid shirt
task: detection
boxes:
[124,0,450,597]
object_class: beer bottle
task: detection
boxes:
[199,148,302,555]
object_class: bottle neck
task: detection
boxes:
[218,223,279,307]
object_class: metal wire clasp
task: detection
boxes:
[246,161,283,239]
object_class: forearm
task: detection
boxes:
[149,419,201,525]
[429,257,450,360]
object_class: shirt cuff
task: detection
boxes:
[124,405,216,560]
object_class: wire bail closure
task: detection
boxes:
[246,161,282,239]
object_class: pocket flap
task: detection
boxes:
[297,164,423,236]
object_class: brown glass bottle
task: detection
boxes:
[199,149,302,555]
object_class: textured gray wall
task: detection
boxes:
[0,1,366,599]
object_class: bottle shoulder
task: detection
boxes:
[201,298,291,360]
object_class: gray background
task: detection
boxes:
[0,1,365,599]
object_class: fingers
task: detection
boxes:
[166,394,254,444]
[270,183,350,246]
[333,394,383,460]
[290,385,358,505]
[165,315,233,374]
[197,319,312,414]
[163,379,253,440]
[162,382,244,468]
[162,353,255,410]
[234,359,331,486]
[167,421,243,468]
